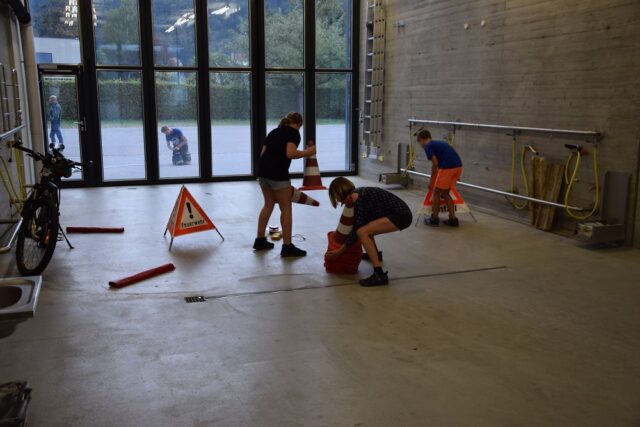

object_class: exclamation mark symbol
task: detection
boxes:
[186,202,194,219]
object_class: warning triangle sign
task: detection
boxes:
[164,186,224,250]
[418,186,470,215]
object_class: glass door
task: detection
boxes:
[39,67,87,183]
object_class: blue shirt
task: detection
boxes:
[424,140,462,169]
[48,103,61,125]
[165,128,185,147]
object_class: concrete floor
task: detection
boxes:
[1,176,639,426]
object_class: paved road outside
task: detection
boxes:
[56,123,352,181]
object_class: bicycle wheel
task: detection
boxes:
[16,197,59,275]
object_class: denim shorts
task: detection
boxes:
[258,177,291,190]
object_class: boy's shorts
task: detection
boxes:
[434,167,463,190]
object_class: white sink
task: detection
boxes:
[0,276,42,339]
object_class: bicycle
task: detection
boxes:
[11,142,88,275]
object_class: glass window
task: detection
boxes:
[156,71,199,179]
[316,73,351,171]
[42,75,84,181]
[208,1,250,68]
[152,0,196,67]
[94,0,142,66]
[316,0,351,69]
[30,0,81,64]
[97,71,146,181]
[210,72,252,176]
[264,0,304,69]
[265,72,304,173]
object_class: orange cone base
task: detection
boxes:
[324,232,362,274]
[299,185,327,190]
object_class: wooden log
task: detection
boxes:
[535,163,564,231]
[530,157,547,225]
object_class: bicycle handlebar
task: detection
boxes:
[12,142,44,161]
[12,142,92,169]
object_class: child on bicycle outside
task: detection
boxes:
[417,129,463,227]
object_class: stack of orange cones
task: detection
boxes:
[325,195,361,274]
[290,186,320,206]
[332,195,355,244]
[300,140,326,190]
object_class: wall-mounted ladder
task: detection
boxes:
[362,0,385,160]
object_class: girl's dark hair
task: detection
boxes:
[278,112,303,128]
[328,177,355,208]
[416,129,432,141]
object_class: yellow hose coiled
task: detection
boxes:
[404,126,416,174]
[564,146,599,220]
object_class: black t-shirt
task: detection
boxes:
[257,126,301,181]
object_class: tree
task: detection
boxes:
[316,0,349,69]
[30,0,78,38]
[264,0,304,68]
[98,0,140,65]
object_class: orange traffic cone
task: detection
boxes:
[291,186,320,206]
[333,195,355,244]
[300,140,326,190]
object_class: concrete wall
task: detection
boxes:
[359,0,640,246]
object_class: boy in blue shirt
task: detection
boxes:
[161,126,191,165]
[417,129,463,227]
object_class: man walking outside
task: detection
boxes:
[48,95,63,146]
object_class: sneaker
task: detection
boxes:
[359,271,389,287]
[281,244,307,257]
[174,160,184,166]
[424,216,439,227]
[361,251,383,261]
[444,218,459,227]
[253,237,274,250]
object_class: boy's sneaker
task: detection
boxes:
[361,251,383,262]
[359,271,389,287]
[253,237,274,250]
[444,218,459,227]
[281,244,306,257]
[424,216,439,227]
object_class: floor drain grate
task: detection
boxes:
[185,296,206,303]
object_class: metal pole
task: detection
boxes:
[408,118,602,140]
[0,124,25,142]
[400,168,584,211]
[12,69,21,126]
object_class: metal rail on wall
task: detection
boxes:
[400,168,582,210]
[408,118,603,140]
[405,118,604,210]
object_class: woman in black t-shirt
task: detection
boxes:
[254,112,316,257]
